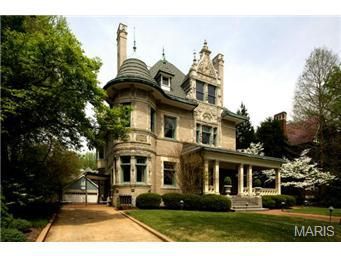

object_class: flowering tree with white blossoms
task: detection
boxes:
[262,149,335,190]
[238,142,264,156]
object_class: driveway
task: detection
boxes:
[45,204,162,242]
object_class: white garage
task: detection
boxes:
[63,175,99,204]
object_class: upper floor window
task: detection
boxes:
[164,115,176,139]
[196,81,204,101]
[208,85,216,104]
[120,156,131,183]
[163,161,176,186]
[98,147,105,159]
[150,108,156,133]
[136,157,147,183]
[196,124,217,146]
[162,76,170,87]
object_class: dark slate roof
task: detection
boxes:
[222,107,247,122]
[113,58,158,86]
[149,60,187,99]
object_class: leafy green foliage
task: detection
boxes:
[161,193,231,212]
[136,193,162,209]
[256,117,289,158]
[7,218,32,232]
[262,195,296,209]
[79,151,97,170]
[236,103,255,149]
[1,228,27,242]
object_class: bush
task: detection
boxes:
[200,194,231,212]
[162,193,184,210]
[254,179,262,187]
[262,196,276,209]
[262,195,296,209]
[7,218,32,232]
[1,228,26,242]
[183,194,202,210]
[136,193,161,209]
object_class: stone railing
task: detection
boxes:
[242,187,279,196]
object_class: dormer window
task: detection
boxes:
[160,75,171,91]
[208,84,216,104]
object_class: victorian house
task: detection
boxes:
[98,23,284,209]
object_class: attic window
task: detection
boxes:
[160,75,171,91]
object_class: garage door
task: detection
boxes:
[63,192,98,203]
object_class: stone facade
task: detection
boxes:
[99,23,284,207]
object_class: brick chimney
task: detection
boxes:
[116,23,128,73]
[274,112,287,137]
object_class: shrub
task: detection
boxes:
[183,194,202,210]
[200,194,231,212]
[223,177,232,186]
[262,195,296,209]
[8,218,32,232]
[136,193,161,209]
[254,179,262,187]
[1,228,26,242]
[162,193,184,210]
[262,196,276,209]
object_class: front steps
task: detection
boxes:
[230,195,267,212]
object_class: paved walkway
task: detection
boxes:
[45,204,162,242]
[254,209,341,223]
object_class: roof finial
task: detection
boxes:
[162,47,166,63]
[193,49,197,63]
[133,26,137,53]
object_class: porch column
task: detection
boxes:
[238,164,244,195]
[204,159,209,194]
[247,165,253,196]
[214,160,220,194]
[275,169,281,194]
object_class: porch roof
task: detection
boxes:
[182,144,286,168]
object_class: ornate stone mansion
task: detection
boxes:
[97,23,284,208]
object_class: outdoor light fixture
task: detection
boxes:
[180,200,184,210]
[329,206,334,224]
[281,201,286,211]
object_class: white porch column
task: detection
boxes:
[247,165,253,196]
[238,164,244,195]
[275,169,281,194]
[214,160,220,194]
[204,159,209,194]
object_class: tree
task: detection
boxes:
[1,16,130,209]
[80,151,97,170]
[238,142,264,156]
[236,103,255,149]
[178,153,204,194]
[262,149,335,191]
[293,48,340,168]
[256,117,288,158]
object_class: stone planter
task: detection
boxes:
[255,187,262,196]
[224,185,232,196]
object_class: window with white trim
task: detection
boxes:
[196,124,217,146]
[163,161,176,186]
[120,156,131,183]
[136,157,147,183]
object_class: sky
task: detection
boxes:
[66,16,340,127]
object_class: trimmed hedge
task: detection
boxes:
[1,228,27,242]
[201,194,231,212]
[162,193,231,212]
[136,193,162,209]
[262,195,296,209]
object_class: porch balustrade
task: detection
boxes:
[242,187,279,196]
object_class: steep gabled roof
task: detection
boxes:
[149,60,187,99]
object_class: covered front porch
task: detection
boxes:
[183,145,285,197]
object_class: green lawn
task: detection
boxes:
[288,207,341,217]
[127,210,341,242]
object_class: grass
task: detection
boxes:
[288,207,341,217]
[127,209,341,242]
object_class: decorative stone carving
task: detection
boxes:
[136,134,147,142]
[197,55,217,78]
